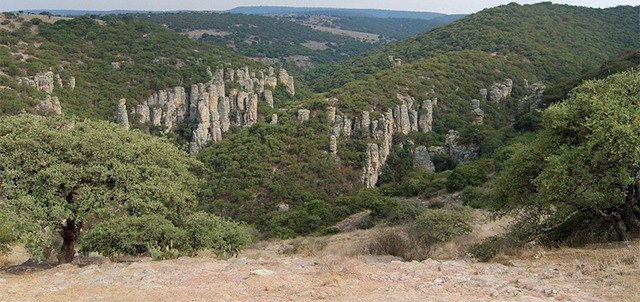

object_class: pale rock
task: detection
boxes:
[419,100,433,133]
[518,81,546,113]
[151,107,162,126]
[473,108,485,125]
[445,130,478,162]
[56,74,63,88]
[479,88,488,100]
[333,115,343,137]
[68,77,76,90]
[298,109,310,124]
[327,107,336,124]
[362,143,381,188]
[361,111,370,134]
[471,99,481,110]
[488,79,513,103]
[219,97,231,132]
[414,146,435,171]
[34,71,55,94]
[266,67,277,89]
[189,124,211,154]
[409,110,419,132]
[245,94,258,126]
[262,90,274,108]
[428,146,445,154]
[329,135,338,156]
[224,68,235,82]
[342,116,352,137]
[270,114,278,124]
[115,99,130,130]
[111,62,121,69]
[136,104,150,123]
[278,68,295,96]
[35,95,62,115]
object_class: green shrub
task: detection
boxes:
[384,201,427,225]
[468,236,503,262]
[446,161,488,192]
[413,208,473,242]
[80,215,189,257]
[0,214,15,255]
[183,212,253,256]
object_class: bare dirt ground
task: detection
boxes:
[1,225,638,302]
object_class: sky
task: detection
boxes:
[0,0,636,14]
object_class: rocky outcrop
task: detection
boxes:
[278,68,295,96]
[265,67,277,89]
[471,99,484,125]
[35,95,62,115]
[487,79,513,103]
[362,143,381,188]
[329,135,337,156]
[68,77,76,90]
[263,90,274,108]
[445,130,478,162]
[298,109,310,124]
[115,99,130,130]
[518,81,546,113]
[419,100,434,133]
[413,146,435,172]
[270,114,278,124]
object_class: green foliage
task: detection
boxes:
[183,212,253,256]
[0,114,200,258]
[369,207,474,261]
[383,201,428,226]
[468,236,502,262]
[136,12,376,69]
[80,215,189,257]
[446,159,494,192]
[541,48,640,107]
[198,120,361,237]
[308,4,640,93]
[0,15,260,120]
[414,208,473,242]
[0,211,16,254]
[493,70,640,244]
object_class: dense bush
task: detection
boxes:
[445,161,491,192]
[80,215,189,257]
[413,208,473,242]
[183,212,253,256]
[369,208,474,261]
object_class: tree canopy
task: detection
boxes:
[0,114,201,261]
[493,70,640,244]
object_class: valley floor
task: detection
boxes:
[1,230,638,302]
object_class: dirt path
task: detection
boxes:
[1,234,638,302]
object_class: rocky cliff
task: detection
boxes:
[116,66,296,154]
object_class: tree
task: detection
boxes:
[0,115,201,262]
[493,70,640,243]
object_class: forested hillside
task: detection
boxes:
[0,13,260,119]
[135,12,376,69]
[307,3,640,92]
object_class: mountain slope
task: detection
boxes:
[0,13,261,119]
[135,12,376,69]
[307,3,640,92]
[227,7,447,19]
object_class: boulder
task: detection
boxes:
[297,109,310,124]
[414,146,435,172]
[35,95,62,116]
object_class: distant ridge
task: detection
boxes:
[227,6,448,20]
[21,9,154,16]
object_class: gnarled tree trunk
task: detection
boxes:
[58,219,81,263]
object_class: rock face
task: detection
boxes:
[297,109,310,124]
[278,68,295,96]
[362,143,381,188]
[115,99,130,130]
[413,146,435,172]
[419,100,434,133]
[123,66,297,154]
[34,72,55,94]
[487,79,513,103]
[263,90,274,108]
[68,77,76,90]
[329,135,338,156]
[35,95,62,115]
[445,130,478,162]
[519,81,546,113]
[471,99,484,125]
